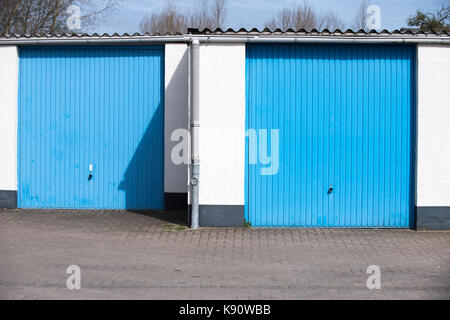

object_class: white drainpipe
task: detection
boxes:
[190,39,200,230]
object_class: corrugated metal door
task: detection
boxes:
[18,46,164,210]
[246,44,415,228]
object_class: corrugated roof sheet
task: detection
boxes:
[0,28,448,40]
[0,32,183,39]
[187,27,450,37]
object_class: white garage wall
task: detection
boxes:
[417,44,450,207]
[197,43,246,205]
[165,44,189,193]
[0,46,18,191]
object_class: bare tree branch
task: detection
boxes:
[353,0,369,31]
[319,11,346,31]
[211,0,227,29]
[139,1,188,35]
[139,0,228,35]
[264,2,345,31]
[189,0,214,30]
[0,0,120,35]
[0,0,21,34]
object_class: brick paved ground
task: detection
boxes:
[0,209,449,300]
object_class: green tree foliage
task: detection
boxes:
[407,5,450,32]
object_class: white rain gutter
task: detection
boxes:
[194,35,450,44]
[0,36,190,45]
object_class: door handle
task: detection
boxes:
[88,164,93,181]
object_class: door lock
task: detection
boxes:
[88,164,93,181]
[328,185,333,194]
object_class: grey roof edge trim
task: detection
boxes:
[2,36,449,46]
[195,36,450,44]
[0,35,191,45]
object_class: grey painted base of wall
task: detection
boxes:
[188,205,245,227]
[4,192,446,230]
[416,206,450,230]
[164,193,188,211]
[1,192,187,211]
[0,190,17,209]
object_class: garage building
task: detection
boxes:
[0,28,449,229]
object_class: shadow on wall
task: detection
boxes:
[118,103,164,211]
[163,46,190,207]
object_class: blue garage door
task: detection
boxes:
[246,44,415,228]
[18,46,164,210]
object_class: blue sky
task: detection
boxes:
[98,0,448,34]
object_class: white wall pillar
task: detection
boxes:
[196,43,246,226]
[416,44,450,229]
[417,44,450,207]
[0,46,18,199]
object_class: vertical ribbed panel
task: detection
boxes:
[246,44,415,228]
[18,46,164,210]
